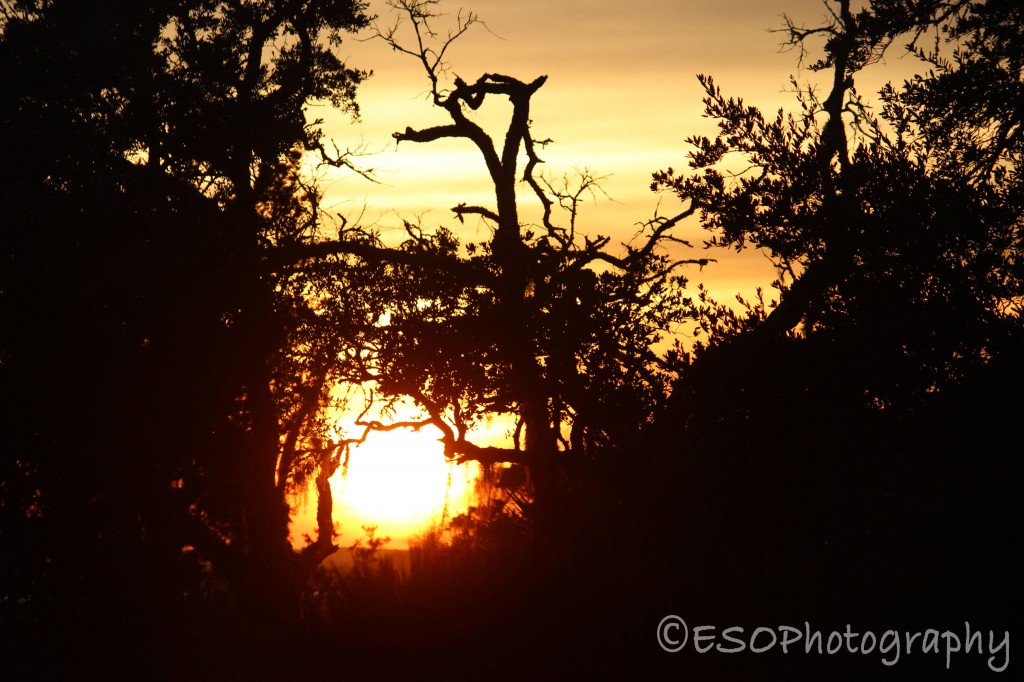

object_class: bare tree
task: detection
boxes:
[282,0,706,521]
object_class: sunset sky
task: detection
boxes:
[298,0,920,550]
[312,0,884,299]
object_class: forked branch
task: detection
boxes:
[369,0,483,102]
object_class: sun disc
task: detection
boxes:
[331,428,476,545]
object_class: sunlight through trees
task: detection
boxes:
[2,1,1020,678]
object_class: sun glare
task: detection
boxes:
[330,428,478,548]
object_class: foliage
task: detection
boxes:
[303,1,701,512]
[639,8,1023,679]
[3,0,1021,677]
[654,0,1022,412]
[0,1,371,670]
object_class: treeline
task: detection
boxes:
[1,1,1021,679]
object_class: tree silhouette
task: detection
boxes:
[646,3,1022,672]
[1,0,370,674]
[656,0,1021,412]
[292,0,704,530]
[3,0,1019,677]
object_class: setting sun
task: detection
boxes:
[328,428,479,548]
[9,0,1017,678]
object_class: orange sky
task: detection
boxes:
[298,0,924,552]
[312,0,859,303]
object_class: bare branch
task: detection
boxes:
[522,128,558,236]
[367,0,484,102]
[311,138,381,183]
[539,169,612,244]
[452,441,533,466]
[452,203,499,224]
[268,235,494,285]
[393,122,470,145]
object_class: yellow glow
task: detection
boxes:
[317,0,843,313]
[288,413,516,552]
[330,428,478,549]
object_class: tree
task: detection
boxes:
[644,0,1023,654]
[0,0,371,672]
[292,0,703,535]
[655,0,1022,414]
